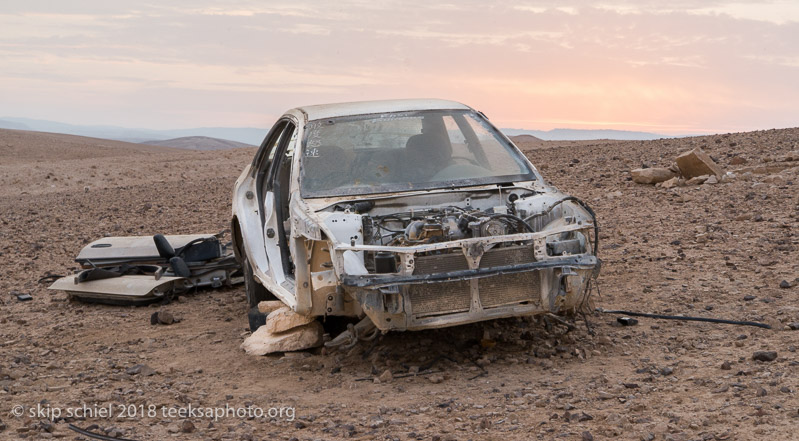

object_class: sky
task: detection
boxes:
[0,1,797,135]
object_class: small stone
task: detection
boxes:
[428,374,445,384]
[752,351,778,362]
[743,295,756,301]
[126,364,156,376]
[157,311,174,325]
[631,168,677,184]
[720,361,732,370]
[581,432,594,441]
[730,156,747,165]
[660,367,674,376]
[180,421,195,433]
[598,391,614,400]
[685,175,710,185]
[660,177,680,189]
[597,335,612,345]
[378,369,393,383]
[779,280,792,289]
[788,323,799,330]
[756,387,768,397]
[705,175,719,184]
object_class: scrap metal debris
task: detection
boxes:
[48,233,241,305]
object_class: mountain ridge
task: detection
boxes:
[141,136,254,150]
[2,116,681,144]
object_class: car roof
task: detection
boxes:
[291,99,472,121]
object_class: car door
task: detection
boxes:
[262,120,297,289]
[234,119,289,283]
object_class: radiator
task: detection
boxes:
[408,245,539,316]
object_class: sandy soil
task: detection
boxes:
[1,127,798,440]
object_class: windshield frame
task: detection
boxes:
[299,109,537,199]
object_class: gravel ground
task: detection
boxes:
[1,127,798,440]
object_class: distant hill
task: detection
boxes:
[141,136,254,150]
[1,116,672,144]
[502,128,668,141]
[510,134,543,142]
[0,118,31,131]
[0,117,267,145]
[0,128,181,165]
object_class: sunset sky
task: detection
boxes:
[1,1,797,135]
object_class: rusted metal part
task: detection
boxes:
[341,255,596,288]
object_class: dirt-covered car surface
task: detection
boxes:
[231,99,600,332]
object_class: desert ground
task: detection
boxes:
[1,127,798,440]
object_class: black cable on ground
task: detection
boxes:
[597,308,771,329]
[68,424,139,441]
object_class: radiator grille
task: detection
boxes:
[408,245,538,316]
[478,271,539,308]
[479,245,535,268]
[408,280,471,315]
[412,252,469,274]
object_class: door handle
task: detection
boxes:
[266,228,275,239]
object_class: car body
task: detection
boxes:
[231,99,600,331]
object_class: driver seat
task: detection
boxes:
[405,133,452,167]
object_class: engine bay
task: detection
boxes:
[364,205,533,246]
[320,187,599,263]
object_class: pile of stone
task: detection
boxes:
[631,148,729,188]
[240,301,324,355]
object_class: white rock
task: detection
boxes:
[660,177,680,189]
[685,175,709,186]
[631,167,677,184]
[257,300,285,314]
[265,306,315,334]
[240,321,323,355]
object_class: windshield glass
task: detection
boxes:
[300,110,535,197]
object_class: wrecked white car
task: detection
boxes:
[232,99,600,332]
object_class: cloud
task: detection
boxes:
[0,1,797,133]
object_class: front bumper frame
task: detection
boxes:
[341,254,597,288]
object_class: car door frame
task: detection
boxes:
[235,115,300,307]
[261,118,298,287]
